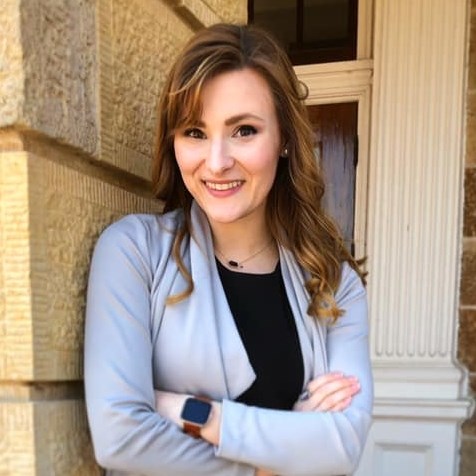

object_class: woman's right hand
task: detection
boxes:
[253,373,359,476]
[294,372,360,412]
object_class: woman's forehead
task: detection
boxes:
[178,68,276,124]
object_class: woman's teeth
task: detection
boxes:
[205,181,242,191]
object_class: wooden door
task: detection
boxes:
[307,102,358,252]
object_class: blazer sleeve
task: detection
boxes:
[215,263,373,476]
[84,216,254,476]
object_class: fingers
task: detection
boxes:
[329,396,352,412]
[294,373,360,412]
[306,372,349,394]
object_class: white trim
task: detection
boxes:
[295,60,373,103]
[356,416,462,476]
[373,398,471,421]
[358,0,374,59]
[372,362,473,401]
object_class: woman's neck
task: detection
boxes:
[209,218,278,273]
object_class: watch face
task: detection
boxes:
[181,398,211,425]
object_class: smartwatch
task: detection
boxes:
[180,397,212,438]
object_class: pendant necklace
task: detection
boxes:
[215,240,273,269]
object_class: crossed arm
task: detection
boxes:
[155,372,362,476]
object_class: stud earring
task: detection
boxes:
[281,147,289,158]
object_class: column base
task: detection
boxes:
[355,397,472,476]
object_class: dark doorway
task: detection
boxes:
[307,102,358,253]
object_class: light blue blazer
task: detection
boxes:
[84,202,373,476]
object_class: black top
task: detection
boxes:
[217,259,304,410]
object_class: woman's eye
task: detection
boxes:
[184,128,205,139]
[235,125,257,137]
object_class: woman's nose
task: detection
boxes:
[205,138,234,174]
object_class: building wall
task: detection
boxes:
[0,1,246,474]
[459,0,476,474]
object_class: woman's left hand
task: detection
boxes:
[154,390,222,446]
[154,390,187,427]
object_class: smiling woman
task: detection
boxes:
[84,23,372,476]
[173,68,281,247]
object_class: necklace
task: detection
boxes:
[215,240,274,269]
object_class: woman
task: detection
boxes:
[84,23,373,476]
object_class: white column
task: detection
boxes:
[356,0,473,475]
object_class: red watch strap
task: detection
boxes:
[183,421,202,439]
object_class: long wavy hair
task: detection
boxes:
[152,23,365,321]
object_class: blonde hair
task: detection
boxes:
[152,23,365,320]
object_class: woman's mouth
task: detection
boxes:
[204,180,243,191]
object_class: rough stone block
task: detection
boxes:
[458,308,476,371]
[98,0,193,179]
[34,399,101,475]
[462,406,476,437]
[0,150,160,381]
[169,0,221,28]
[464,167,476,236]
[0,398,101,475]
[461,240,476,306]
[467,94,476,166]
[470,373,476,394]
[0,0,99,156]
[471,8,476,65]
[0,151,35,380]
[468,127,476,167]
[469,27,476,93]
[204,0,248,23]
[460,436,476,476]
[0,401,35,475]
[0,0,24,127]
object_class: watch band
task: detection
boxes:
[181,396,212,439]
[183,421,203,438]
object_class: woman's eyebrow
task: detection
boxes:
[224,113,265,126]
[189,113,265,128]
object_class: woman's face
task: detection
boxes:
[173,68,282,230]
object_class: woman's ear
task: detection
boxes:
[280,144,289,158]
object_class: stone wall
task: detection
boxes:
[459,0,476,474]
[0,1,246,474]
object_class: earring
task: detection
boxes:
[281,147,289,158]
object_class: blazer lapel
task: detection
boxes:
[279,247,328,385]
[189,202,256,399]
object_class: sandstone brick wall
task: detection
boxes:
[458,0,476,474]
[0,1,246,474]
